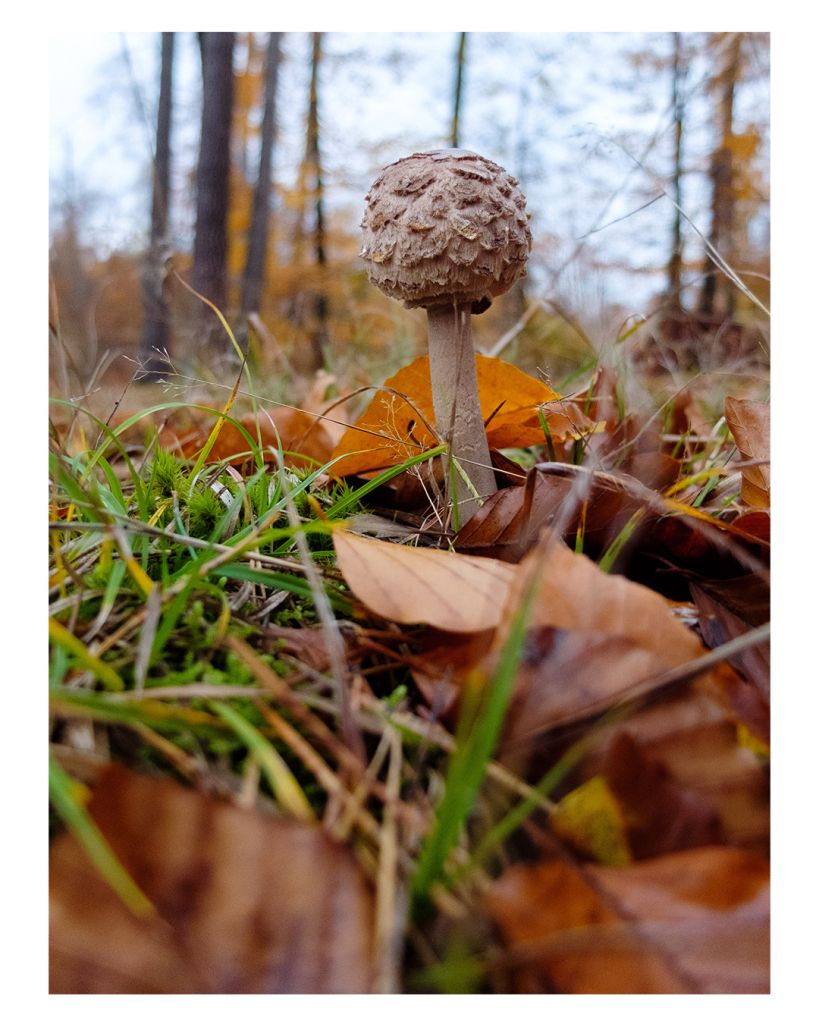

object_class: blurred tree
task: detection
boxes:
[288,32,329,373]
[139,32,175,380]
[191,32,235,353]
[241,32,283,316]
[308,32,329,370]
[232,33,263,184]
[698,31,743,319]
[49,143,99,386]
[665,31,685,308]
[451,32,467,148]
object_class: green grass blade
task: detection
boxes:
[49,618,125,692]
[410,557,541,916]
[209,700,315,821]
[212,562,353,615]
[537,408,557,462]
[597,508,645,573]
[329,444,447,519]
[96,454,128,514]
[49,687,229,730]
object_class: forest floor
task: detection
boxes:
[48,327,770,995]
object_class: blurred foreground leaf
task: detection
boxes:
[50,764,376,993]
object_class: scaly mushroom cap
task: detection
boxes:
[360,149,532,313]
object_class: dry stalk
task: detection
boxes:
[278,469,365,763]
[374,725,404,993]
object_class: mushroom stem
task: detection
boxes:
[426,302,497,524]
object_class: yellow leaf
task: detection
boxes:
[551,776,632,866]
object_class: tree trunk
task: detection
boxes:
[191,32,235,352]
[698,32,742,318]
[139,32,174,380]
[451,32,467,148]
[241,32,282,316]
[666,31,685,307]
[306,32,328,371]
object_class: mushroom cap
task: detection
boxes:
[360,149,532,313]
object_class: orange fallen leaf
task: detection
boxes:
[486,846,769,993]
[162,408,334,469]
[49,764,376,994]
[333,530,518,633]
[330,354,592,477]
[724,397,770,507]
[208,407,336,469]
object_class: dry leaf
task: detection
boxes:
[486,846,769,993]
[503,529,704,657]
[457,464,763,591]
[161,407,336,469]
[50,764,375,993]
[330,354,591,477]
[724,397,770,507]
[489,530,707,746]
[411,627,496,719]
[566,365,621,428]
[260,623,365,674]
[550,775,633,867]
[600,731,724,858]
[218,408,336,469]
[333,529,518,632]
[691,574,770,699]
[487,858,685,993]
[610,686,770,851]
[730,509,770,544]
[455,468,640,564]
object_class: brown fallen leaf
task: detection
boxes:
[455,467,639,564]
[599,731,724,859]
[592,682,770,852]
[691,573,771,699]
[484,529,709,750]
[411,627,496,720]
[700,661,770,747]
[333,529,519,633]
[50,764,375,994]
[486,846,769,993]
[565,365,620,429]
[724,397,770,507]
[260,622,366,675]
[330,354,592,478]
[729,509,770,544]
[502,528,704,657]
[457,464,766,590]
[618,450,681,491]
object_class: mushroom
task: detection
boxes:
[360,148,532,525]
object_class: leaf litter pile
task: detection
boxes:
[49,354,770,994]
